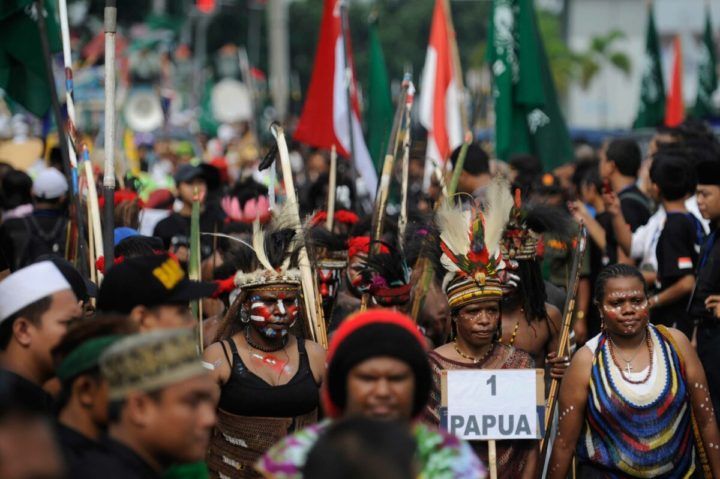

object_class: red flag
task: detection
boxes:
[665,36,684,127]
[294,0,377,197]
[418,0,463,168]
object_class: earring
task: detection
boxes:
[240,307,250,324]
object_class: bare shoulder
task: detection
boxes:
[203,341,226,362]
[568,346,594,376]
[202,340,231,384]
[304,339,327,361]
[546,303,562,328]
[304,339,327,382]
[663,327,692,348]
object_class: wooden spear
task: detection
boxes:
[539,225,588,464]
[270,124,328,348]
[326,146,337,232]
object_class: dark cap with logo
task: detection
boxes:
[97,254,217,314]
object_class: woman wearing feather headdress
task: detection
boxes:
[424,180,539,478]
[498,188,573,382]
[202,209,325,478]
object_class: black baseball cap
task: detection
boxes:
[97,254,217,314]
[174,164,205,185]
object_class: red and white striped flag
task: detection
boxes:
[419,0,463,172]
[293,0,377,198]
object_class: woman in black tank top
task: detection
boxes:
[203,281,326,478]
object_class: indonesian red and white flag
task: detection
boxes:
[293,0,377,198]
[419,0,463,172]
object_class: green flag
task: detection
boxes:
[633,5,665,129]
[0,0,61,117]
[365,16,393,174]
[486,0,573,172]
[691,8,718,119]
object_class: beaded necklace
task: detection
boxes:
[607,329,653,385]
[453,342,495,364]
[498,319,520,346]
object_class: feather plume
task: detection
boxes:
[435,201,471,257]
[483,177,514,257]
[252,218,274,272]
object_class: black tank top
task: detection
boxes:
[217,337,320,417]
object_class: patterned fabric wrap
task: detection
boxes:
[207,409,317,479]
[423,345,535,478]
[576,325,696,478]
[255,419,486,479]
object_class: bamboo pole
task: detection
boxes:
[270,124,328,348]
[326,146,337,232]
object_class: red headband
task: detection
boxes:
[347,236,390,259]
[311,210,360,227]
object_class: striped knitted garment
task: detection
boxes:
[576,325,696,478]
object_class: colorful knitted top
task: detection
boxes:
[256,419,486,479]
[577,325,696,478]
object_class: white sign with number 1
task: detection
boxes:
[441,369,543,441]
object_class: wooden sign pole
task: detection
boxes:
[488,440,498,479]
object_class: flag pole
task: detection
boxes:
[34,0,89,278]
[102,0,117,268]
[338,0,358,188]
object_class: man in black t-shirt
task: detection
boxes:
[152,164,224,263]
[646,155,701,336]
[689,159,720,422]
[599,138,651,233]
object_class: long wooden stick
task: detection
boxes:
[408,131,470,321]
[83,147,104,283]
[271,124,327,348]
[36,0,88,277]
[398,82,415,245]
[326,145,337,232]
[539,226,588,463]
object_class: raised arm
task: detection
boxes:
[547,347,593,479]
[603,191,633,257]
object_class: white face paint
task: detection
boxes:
[276,298,286,315]
[250,301,268,322]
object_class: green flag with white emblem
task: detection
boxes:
[633,5,666,129]
[691,8,718,119]
[486,0,573,171]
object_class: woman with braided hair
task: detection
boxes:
[548,264,720,478]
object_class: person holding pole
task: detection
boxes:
[423,180,538,478]
[547,264,720,478]
[202,206,326,478]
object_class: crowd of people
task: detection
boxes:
[1,117,720,479]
